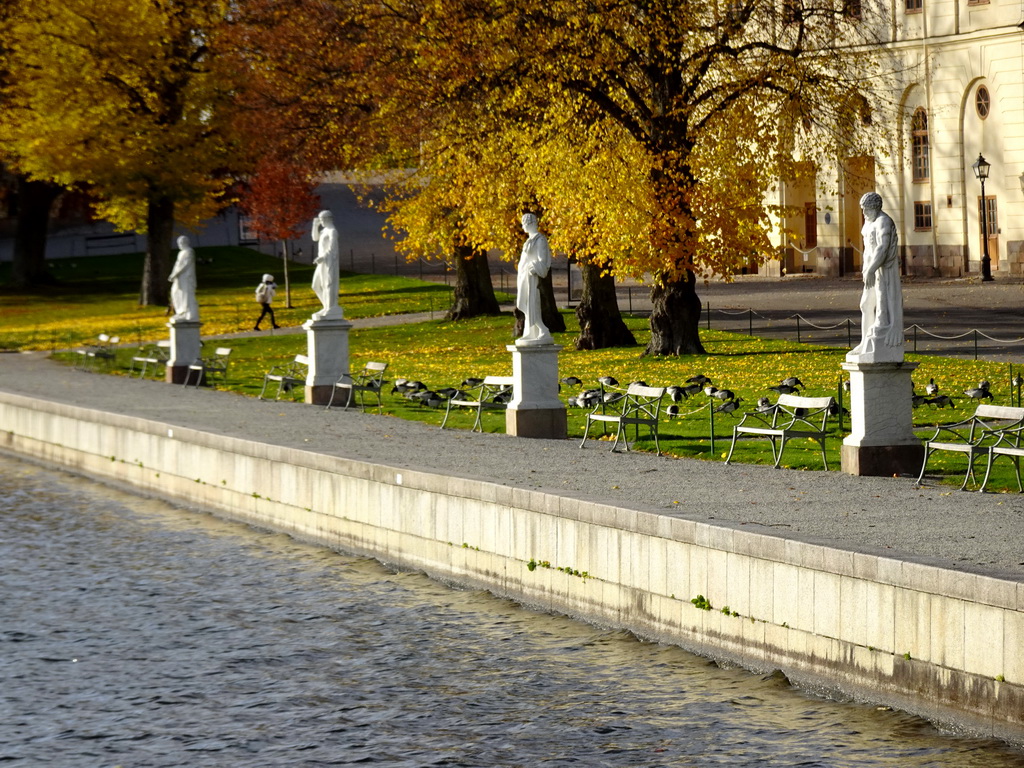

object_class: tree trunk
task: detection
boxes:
[140,192,175,307]
[512,270,566,338]
[446,245,501,320]
[575,261,636,350]
[10,176,61,288]
[645,270,705,356]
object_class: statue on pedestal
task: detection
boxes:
[515,213,553,346]
[311,209,342,321]
[847,193,903,364]
[168,235,199,322]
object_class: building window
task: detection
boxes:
[782,0,801,23]
[905,0,923,12]
[967,0,990,5]
[914,202,932,230]
[911,108,929,182]
[976,86,990,119]
[843,0,862,19]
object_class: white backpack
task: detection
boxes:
[255,283,268,303]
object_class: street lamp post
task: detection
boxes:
[972,153,994,282]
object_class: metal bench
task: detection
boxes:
[258,354,309,400]
[77,333,120,370]
[917,404,1024,490]
[579,382,666,455]
[979,423,1024,492]
[726,393,835,469]
[183,347,232,387]
[441,376,514,432]
[130,340,171,378]
[326,361,389,412]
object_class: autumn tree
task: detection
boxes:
[0,0,242,306]
[0,1,61,289]
[346,0,894,355]
[239,156,321,308]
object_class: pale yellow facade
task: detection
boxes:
[776,0,1024,278]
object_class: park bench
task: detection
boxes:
[440,376,514,432]
[258,354,309,400]
[916,404,1024,490]
[326,361,389,412]
[130,340,171,378]
[579,382,666,455]
[183,347,233,387]
[725,393,835,469]
[77,333,120,370]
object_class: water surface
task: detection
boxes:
[2,456,1021,767]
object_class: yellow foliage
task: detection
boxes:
[0,0,241,231]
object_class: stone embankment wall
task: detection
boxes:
[1,392,1021,744]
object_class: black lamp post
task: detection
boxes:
[972,153,994,282]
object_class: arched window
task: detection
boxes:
[911,108,929,182]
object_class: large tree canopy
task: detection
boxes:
[0,0,242,305]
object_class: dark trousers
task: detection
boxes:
[255,303,277,329]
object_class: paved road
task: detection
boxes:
[1,342,1022,580]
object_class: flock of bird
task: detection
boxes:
[387,371,1008,416]
[389,377,513,409]
[909,377,1005,409]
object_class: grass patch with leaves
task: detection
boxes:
[0,246,468,352]
[55,307,1024,491]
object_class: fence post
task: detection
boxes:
[628,287,633,314]
[974,329,979,360]
[748,308,753,336]
[913,325,918,353]
[709,401,715,454]
[795,316,801,344]
[846,319,852,348]
[706,303,711,330]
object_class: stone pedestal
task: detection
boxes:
[841,360,924,476]
[505,344,567,439]
[165,319,202,384]
[303,316,353,405]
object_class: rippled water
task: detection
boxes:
[2,456,1023,767]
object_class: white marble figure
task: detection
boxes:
[310,209,342,321]
[515,213,553,346]
[168,235,199,322]
[846,193,904,364]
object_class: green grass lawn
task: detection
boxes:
[0,246,464,351]
[50,302,1024,492]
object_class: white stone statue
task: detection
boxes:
[168,235,199,322]
[847,193,904,364]
[310,209,342,321]
[515,213,553,346]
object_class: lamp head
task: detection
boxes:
[972,154,991,181]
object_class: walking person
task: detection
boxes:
[254,274,280,330]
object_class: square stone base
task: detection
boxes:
[506,407,567,439]
[166,364,192,385]
[841,443,924,477]
[305,384,334,406]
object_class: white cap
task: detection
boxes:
[262,274,274,282]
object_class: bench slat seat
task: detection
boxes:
[258,354,309,400]
[327,361,389,412]
[917,404,1024,491]
[78,334,119,370]
[726,394,835,469]
[129,340,171,378]
[441,376,514,432]
[580,383,666,455]
[184,347,232,387]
